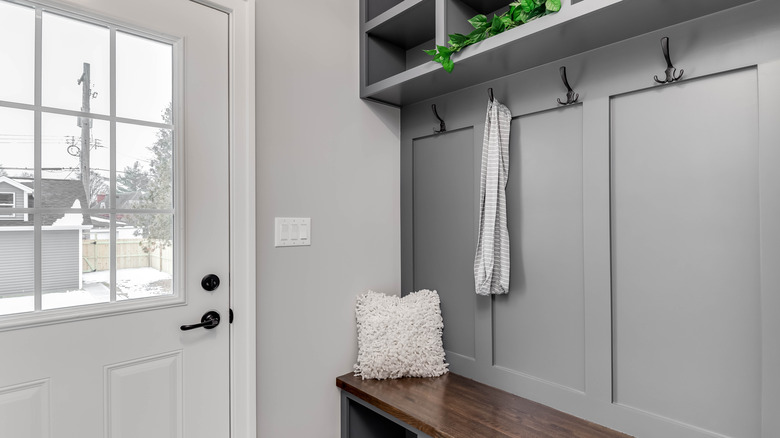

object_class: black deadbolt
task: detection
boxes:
[201,274,220,291]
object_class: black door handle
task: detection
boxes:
[180,311,221,331]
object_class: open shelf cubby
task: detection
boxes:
[446,0,511,37]
[366,0,405,22]
[365,0,436,85]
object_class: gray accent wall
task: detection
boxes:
[400,2,780,437]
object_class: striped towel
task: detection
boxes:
[474,98,511,296]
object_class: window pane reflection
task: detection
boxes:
[117,32,173,123]
[42,12,110,114]
[0,1,34,104]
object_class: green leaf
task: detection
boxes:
[423,49,438,56]
[520,0,535,13]
[448,33,469,47]
[442,57,454,72]
[467,30,488,44]
[545,0,561,12]
[468,14,488,29]
[436,45,452,56]
[489,14,506,35]
[500,14,514,27]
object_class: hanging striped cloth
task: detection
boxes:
[474,98,511,296]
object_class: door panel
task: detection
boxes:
[494,105,585,392]
[412,129,477,360]
[0,0,230,437]
[611,68,761,437]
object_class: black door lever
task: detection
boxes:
[180,311,221,331]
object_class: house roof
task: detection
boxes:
[0,178,92,228]
[0,176,34,193]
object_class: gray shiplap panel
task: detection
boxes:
[492,106,585,392]
[0,230,34,296]
[413,129,476,359]
[42,230,80,294]
[611,69,761,437]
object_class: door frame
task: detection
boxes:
[191,0,256,436]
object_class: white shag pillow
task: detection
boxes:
[354,289,449,380]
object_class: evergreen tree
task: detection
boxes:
[132,104,173,253]
[118,161,151,193]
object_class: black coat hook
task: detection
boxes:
[432,104,446,134]
[654,36,684,84]
[556,66,579,105]
[488,88,494,102]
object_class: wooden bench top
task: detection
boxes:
[337,372,632,438]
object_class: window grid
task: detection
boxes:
[0,0,177,316]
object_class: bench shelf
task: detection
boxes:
[337,372,632,438]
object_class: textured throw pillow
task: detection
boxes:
[354,289,449,380]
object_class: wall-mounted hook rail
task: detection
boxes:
[488,88,494,102]
[556,66,579,105]
[654,36,684,84]
[432,104,446,134]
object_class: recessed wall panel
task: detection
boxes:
[105,351,182,438]
[611,69,761,437]
[413,129,476,359]
[493,106,586,392]
[0,380,50,438]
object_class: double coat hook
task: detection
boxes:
[654,37,684,84]
[431,104,446,134]
[557,66,579,105]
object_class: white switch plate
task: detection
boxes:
[275,217,311,247]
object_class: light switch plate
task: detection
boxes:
[275,217,311,247]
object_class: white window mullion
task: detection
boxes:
[110,26,117,303]
[33,5,42,311]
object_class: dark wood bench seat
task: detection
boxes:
[337,372,632,438]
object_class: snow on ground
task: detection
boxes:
[0,267,172,316]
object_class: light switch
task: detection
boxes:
[275,217,311,247]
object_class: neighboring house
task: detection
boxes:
[88,215,139,240]
[0,176,92,297]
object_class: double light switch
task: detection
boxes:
[275,217,311,247]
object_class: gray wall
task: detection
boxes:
[0,229,80,296]
[255,0,401,437]
[401,2,780,437]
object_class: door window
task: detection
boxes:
[0,0,178,317]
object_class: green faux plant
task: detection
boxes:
[425,0,562,72]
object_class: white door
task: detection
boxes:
[0,0,230,437]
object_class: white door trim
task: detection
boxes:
[194,0,256,436]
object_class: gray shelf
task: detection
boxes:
[366,0,405,22]
[364,0,436,85]
[359,0,758,107]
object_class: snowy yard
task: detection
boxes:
[0,267,172,315]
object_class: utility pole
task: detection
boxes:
[77,62,91,202]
